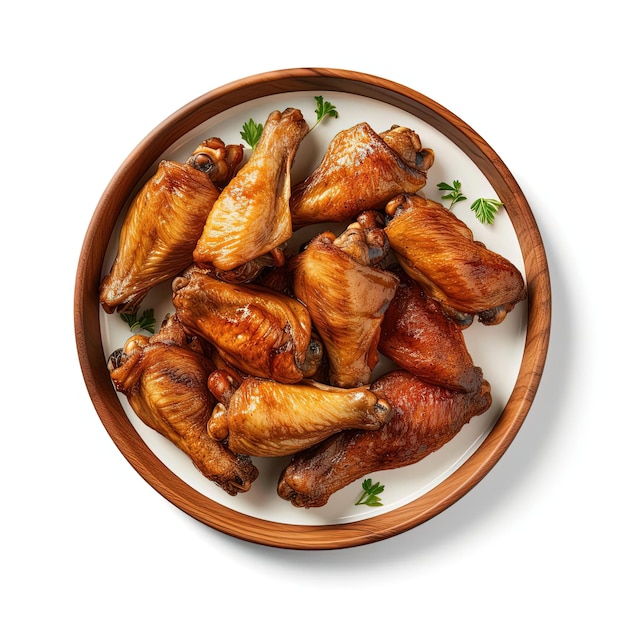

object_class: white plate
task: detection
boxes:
[76,69,550,549]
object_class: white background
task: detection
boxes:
[2,2,622,624]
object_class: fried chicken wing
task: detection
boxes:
[193,108,309,273]
[172,267,323,384]
[290,217,399,388]
[379,269,483,393]
[289,123,434,228]
[277,369,491,508]
[107,315,258,495]
[385,194,527,325]
[207,377,392,457]
[99,138,243,314]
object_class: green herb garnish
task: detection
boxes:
[355,478,385,507]
[470,197,503,225]
[310,95,339,131]
[119,308,157,334]
[240,118,264,149]
[437,180,467,211]
[239,96,339,149]
[439,179,503,224]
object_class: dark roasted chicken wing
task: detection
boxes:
[172,267,323,384]
[289,123,434,228]
[379,269,484,393]
[107,315,258,495]
[277,369,491,508]
[99,138,243,314]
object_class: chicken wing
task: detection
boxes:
[99,138,243,314]
[207,377,392,457]
[290,217,399,388]
[289,123,434,228]
[172,267,323,384]
[193,108,309,273]
[277,369,492,508]
[385,194,527,325]
[379,269,483,393]
[107,315,258,496]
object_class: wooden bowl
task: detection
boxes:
[74,68,551,549]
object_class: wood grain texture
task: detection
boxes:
[74,68,551,550]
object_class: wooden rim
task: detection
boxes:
[74,68,551,550]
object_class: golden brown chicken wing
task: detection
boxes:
[107,315,258,495]
[277,369,492,508]
[290,217,399,388]
[99,138,243,314]
[379,269,484,393]
[289,123,434,228]
[207,377,392,457]
[385,194,527,325]
[172,267,323,384]
[193,108,309,273]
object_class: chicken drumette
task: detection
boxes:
[207,376,392,458]
[290,212,399,388]
[277,369,491,508]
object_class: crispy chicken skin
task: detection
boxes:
[106,315,258,495]
[207,377,392,457]
[385,194,527,325]
[289,123,434,228]
[172,267,323,384]
[379,269,484,393]
[193,108,309,272]
[290,217,399,388]
[277,369,492,508]
[99,138,243,314]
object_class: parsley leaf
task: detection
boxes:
[310,95,339,131]
[355,478,385,507]
[437,180,467,211]
[119,308,157,334]
[239,96,338,149]
[470,197,503,225]
[240,118,264,149]
[439,180,503,225]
